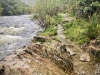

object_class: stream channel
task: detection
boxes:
[0,15,43,59]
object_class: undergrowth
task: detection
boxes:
[64,14,100,44]
[39,13,100,45]
[64,19,89,44]
[40,14,63,37]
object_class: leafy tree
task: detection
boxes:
[76,0,100,18]
[0,0,30,16]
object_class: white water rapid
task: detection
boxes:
[0,15,43,59]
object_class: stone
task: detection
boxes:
[0,32,4,35]
[95,63,100,75]
[33,36,48,42]
[67,48,75,55]
[59,44,67,53]
[80,52,90,62]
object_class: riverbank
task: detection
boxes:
[0,13,100,75]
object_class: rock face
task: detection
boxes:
[81,37,100,58]
[0,43,74,75]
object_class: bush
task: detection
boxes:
[87,14,100,39]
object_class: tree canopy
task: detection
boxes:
[76,0,100,17]
[0,0,31,16]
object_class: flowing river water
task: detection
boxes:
[0,15,43,59]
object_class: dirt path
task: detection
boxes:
[57,14,96,75]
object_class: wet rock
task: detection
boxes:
[0,32,4,35]
[33,36,48,42]
[59,44,67,53]
[80,52,90,62]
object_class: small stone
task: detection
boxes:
[80,52,90,62]
[67,48,75,55]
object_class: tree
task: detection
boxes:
[0,0,30,16]
[76,0,100,18]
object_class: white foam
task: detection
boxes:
[0,35,25,45]
[9,26,24,34]
[0,26,24,35]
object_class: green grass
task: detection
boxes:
[40,25,57,36]
[40,14,64,37]
[39,13,100,45]
[87,14,100,39]
[64,19,89,44]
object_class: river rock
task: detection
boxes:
[0,43,74,75]
[80,52,90,62]
[33,36,48,42]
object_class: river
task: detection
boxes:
[0,15,43,59]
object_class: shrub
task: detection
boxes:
[64,19,89,44]
[33,0,68,26]
[86,13,100,39]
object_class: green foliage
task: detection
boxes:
[77,0,100,16]
[40,14,64,37]
[0,0,30,16]
[33,0,67,25]
[64,19,89,44]
[65,0,100,42]
[34,0,100,45]
[0,5,3,15]
[40,25,57,36]
[63,13,100,44]
[66,0,78,14]
[50,14,64,25]
[86,14,100,39]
